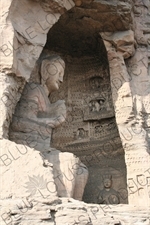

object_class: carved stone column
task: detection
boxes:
[101,31,150,207]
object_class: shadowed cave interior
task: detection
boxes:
[43,7,128,204]
[8,5,128,204]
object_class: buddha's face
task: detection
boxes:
[43,60,65,93]
[103,178,112,188]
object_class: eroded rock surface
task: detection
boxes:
[0,0,150,224]
[0,198,150,225]
[8,54,88,201]
[0,139,56,200]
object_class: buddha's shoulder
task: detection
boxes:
[22,82,43,96]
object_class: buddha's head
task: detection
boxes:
[41,55,65,94]
[103,178,112,188]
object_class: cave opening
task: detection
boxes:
[8,4,128,204]
[43,7,128,204]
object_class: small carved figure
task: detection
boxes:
[107,121,116,131]
[74,128,88,140]
[99,98,105,111]
[89,98,105,112]
[97,175,120,204]
[89,100,100,112]
[78,128,85,139]
[90,77,102,89]
[78,128,85,138]
[95,125,103,134]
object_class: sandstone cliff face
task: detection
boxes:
[0,198,150,225]
[0,0,74,138]
[0,0,150,224]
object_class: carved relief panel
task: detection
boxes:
[50,55,127,203]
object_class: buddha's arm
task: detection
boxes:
[26,98,66,128]
[18,85,66,128]
[29,115,66,128]
[38,100,66,118]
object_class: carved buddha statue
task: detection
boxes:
[97,175,120,204]
[9,55,88,201]
[9,55,66,152]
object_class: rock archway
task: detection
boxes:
[42,10,128,203]
[0,0,150,217]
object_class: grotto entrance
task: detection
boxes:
[44,8,128,204]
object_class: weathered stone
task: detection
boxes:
[0,74,25,139]
[9,54,88,201]
[103,42,150,206]
[0,0,14,73]
[101,30,136,59]
[0,0,150,224]
[0,0,74,80]
[44,149,88,200]
[0,139,57,200]
[0,198,150,225]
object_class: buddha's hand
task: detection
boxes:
[47,100,66,128]
[54,100,66,116]
[49,100,65,111]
